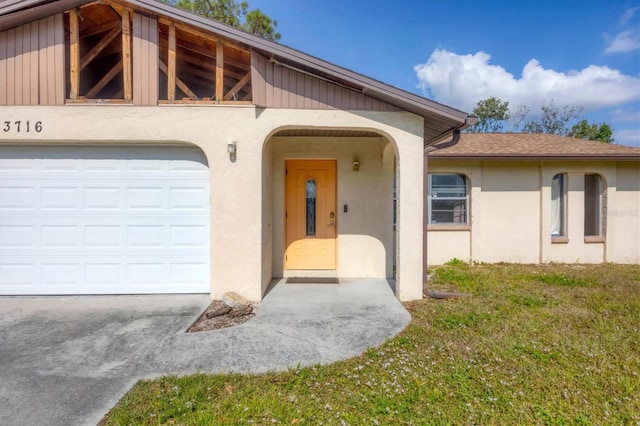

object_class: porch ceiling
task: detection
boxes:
[272,129,383,138]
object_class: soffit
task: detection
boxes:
[272,129,383,138]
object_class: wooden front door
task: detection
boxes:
[285,160,337,270]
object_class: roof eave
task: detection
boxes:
[0,0,91,31]
[429,154,640,161]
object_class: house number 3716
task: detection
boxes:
[3,121,43,133]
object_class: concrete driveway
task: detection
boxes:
[0,279,410,426]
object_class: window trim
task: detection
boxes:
[584,173,604,239]
[427,173,469,226]
[305,178,317,237]
[551,173,567,241]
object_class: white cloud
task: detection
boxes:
[604,7,640,53]
[619,6,639,26]
[414,49,640,113]
[610,107,640,123]
[604,29,640,53]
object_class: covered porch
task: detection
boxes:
[252,110,428,302]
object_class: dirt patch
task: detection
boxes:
[187,300,256,332]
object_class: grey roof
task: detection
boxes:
[1,0,472,143]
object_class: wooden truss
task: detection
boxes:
[66,0,252,104]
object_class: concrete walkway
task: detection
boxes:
[0,279,410,426]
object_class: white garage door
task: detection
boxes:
[0,145,210,295]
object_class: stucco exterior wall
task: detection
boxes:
[0,105,425,301]
[427,159,639,265]
[475,162,540,263]
[607,162,640,264]
[427,230,470,264]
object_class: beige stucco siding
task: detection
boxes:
[0,105,425,301]
[608,162,640,264]
[427,230,470,265]
[427,158,640,265]
[475,162,540,263]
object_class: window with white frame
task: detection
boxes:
[428,173,468,225]
[551,174,566,237]
[584,174,603,237]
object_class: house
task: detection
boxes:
[426,133,640,265]
[0,0,476,300]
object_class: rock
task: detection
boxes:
[222,292,251,308]
[227,305,253,318]
[205,305,232,318]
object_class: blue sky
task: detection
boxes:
[248,0,640,147]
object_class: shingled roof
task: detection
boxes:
[429,133,640,161]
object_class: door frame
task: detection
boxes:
[284,158,338,270]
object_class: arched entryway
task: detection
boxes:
[261,127,398,296]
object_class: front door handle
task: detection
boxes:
[328,221,335,226]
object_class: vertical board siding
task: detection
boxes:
[251,51,399,112]
[53,14,64,105]
[250,52,266,107]
[6,28,15,105]
[29,22,40,104]
[43,16,57,104]
[15,25,23,105]
[0,14,64,105]
[0,30,6,104]
[133,13,159,106]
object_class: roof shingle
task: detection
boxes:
[430,133,640,160]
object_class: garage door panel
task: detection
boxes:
[0,186,34,209]
[170,225,208,248]
[1,255,210,294]
[127,225,164,248]
[84,187,122,210]
[0,263,36,288]
[85,225,122,248]
[42,263,78,287]
[170,262,208,286]
[0,225,36,248]
[169,186,208,210]
[0,145,210,295]
[85,263,121,286]
[41,187,79,210]
[41,225,79,248]
[41,156,79,172]
[127,187,164,210]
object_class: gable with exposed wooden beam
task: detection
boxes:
[0,0,472,144]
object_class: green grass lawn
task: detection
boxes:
[102,263,640,425]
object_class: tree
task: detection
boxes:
[467,98,616,142]
[569,120,614,143]
[244,9,280,41]
[467,96,510,133]
[163,0,281,41]
[521,101,583,136]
